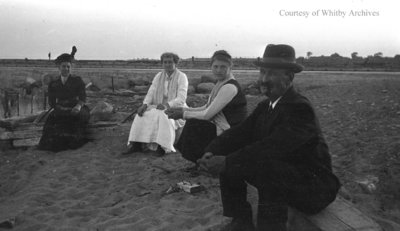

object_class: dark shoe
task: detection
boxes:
[220,218,256,231]
[155,146,166,157]
[257,222,287,231]
[121,142,142,155]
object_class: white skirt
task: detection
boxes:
[127,108,178,152]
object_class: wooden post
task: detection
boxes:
[16,92,19,116]
[43,91,47,110]
[111,76,115,93]
[31,94,34,114]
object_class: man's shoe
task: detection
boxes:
[220,218,256,231]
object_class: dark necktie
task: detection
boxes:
[267,103,273,114]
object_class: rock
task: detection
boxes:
[187,85,196,95]
[42,74,58,85]
[200,75,216,84]
[187,94,208,107]
[247,87,260,96]
[85,82,101,92]
[100,88,113,94]
[128,76,151,87]
[196,83,215,94]
[90,101,114,122]
[115,89,136,96]
[188,78,201,88]
[355,176,379,194]
[133,85,150,93]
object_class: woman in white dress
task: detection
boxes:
[122,52,188,155]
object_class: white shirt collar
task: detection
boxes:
[269,96,282,109]
[61,75,69,84]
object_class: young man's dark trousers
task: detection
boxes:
[220,160,339,230]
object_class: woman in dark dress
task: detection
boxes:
[38,47,90,152]
[166,50,247,163]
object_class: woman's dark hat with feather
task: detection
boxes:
[55,46,77,64]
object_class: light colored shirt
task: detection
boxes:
[183,83,238,120]
[270,96,282,109]
[143,70,188,108]
[61,76,68,85]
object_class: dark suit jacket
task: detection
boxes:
[205,87,337,178]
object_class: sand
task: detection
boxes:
[0,124,233,231]
[1,72,400,230]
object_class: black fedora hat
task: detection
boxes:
[55,46,77,64]
[254,44,304,73]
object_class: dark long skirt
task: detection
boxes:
[38,106,90,152]
[175,119,217,163]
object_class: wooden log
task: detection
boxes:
[0,112,42,129]
[1,122,121,148]
[287,197,383,231]
[13,137,41,147]
[0,129,42,140]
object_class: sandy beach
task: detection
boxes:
[0,123,234,230]
[1,72,400,231]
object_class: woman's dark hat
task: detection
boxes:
[254,44,304,73]
[55,46,77,64]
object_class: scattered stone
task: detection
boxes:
[128,76,151,87]
[200,75,216,84]
[42,73,58,85]
[321,104,332,108]
[196,83,215,94]
[85,82,101,91]
[116,89,136,96]
[0,217,15,229]
[133,85,150,93]
[90,101,114,122]
[247,87,260,96]
[100,88,113,94]
[187,85,195,95]
[356,176,379,194]
[188,78,201,89]
[187,94,208,107]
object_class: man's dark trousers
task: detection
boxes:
[220,159,338,229]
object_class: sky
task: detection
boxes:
[0,0,399,60]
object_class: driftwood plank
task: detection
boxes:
[13,137,41,147]
[0,129,42,140]
[288,197,382,231]
[0,122,121,148]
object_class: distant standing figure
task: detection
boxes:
[38,46,90,152]
[123,52,188,155]
[48,52,51,60]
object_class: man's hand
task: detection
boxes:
[198,153,226,176]
[197,152,214,170]
[71,105,81,115]
[137,104,148,117]
[165,107,184,120]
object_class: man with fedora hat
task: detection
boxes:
[197,44,340,230]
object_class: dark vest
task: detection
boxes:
[222,79,247,126]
